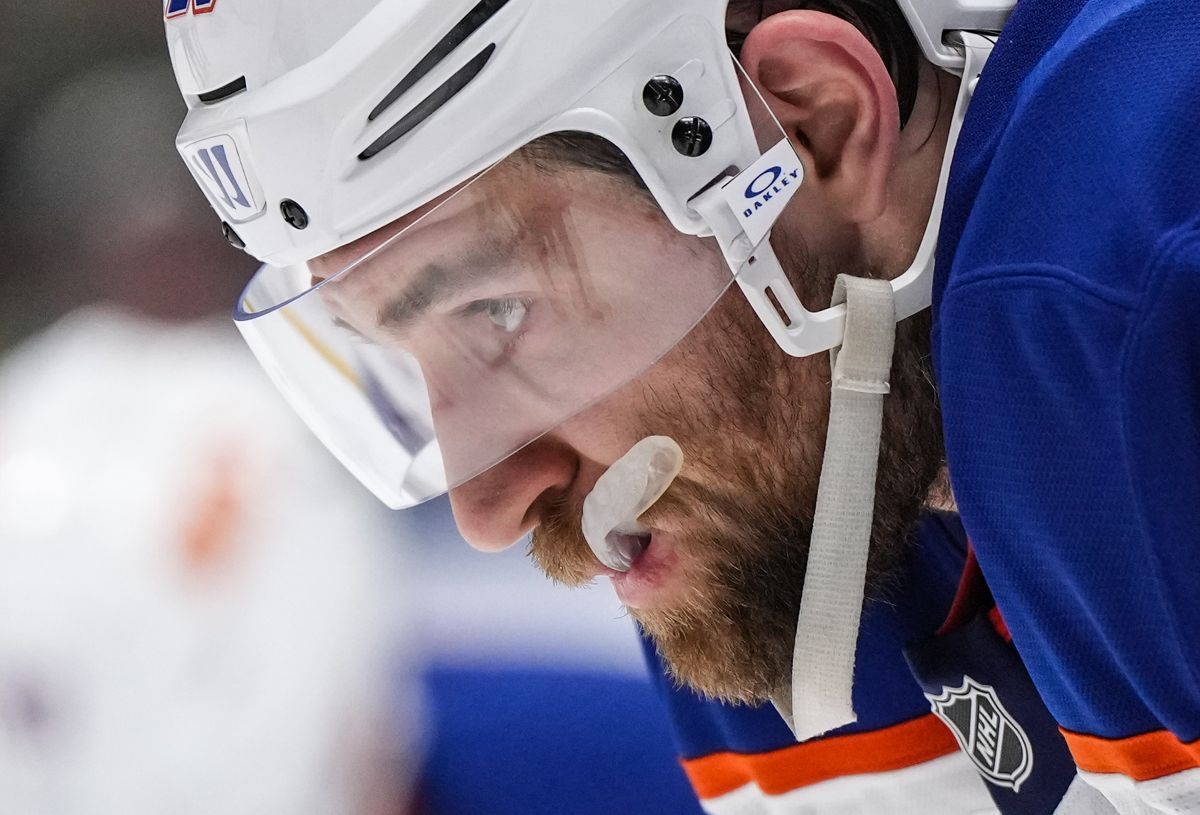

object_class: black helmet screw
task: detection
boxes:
[280,199,309,230]
[643,75,684,117]
[671,117,713,158]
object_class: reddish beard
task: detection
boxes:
[527,278,944,705]
[529,285,828,703]
[530,418,822,704]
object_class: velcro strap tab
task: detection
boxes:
[830,276,895,394]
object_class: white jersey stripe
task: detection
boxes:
[1078,768,1200,815]
[697,752,999,815]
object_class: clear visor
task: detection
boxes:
[238,104,802,508]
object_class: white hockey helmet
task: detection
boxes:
[166,0,1011,509]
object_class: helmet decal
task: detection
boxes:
[165,0,216,21]
[183,134,261,221]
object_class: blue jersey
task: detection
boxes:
[644,1,1200,812]
[934,0,1200,808]
[645,515,1018,813]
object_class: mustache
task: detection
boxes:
[528,489,594,586]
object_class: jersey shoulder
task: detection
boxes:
[939,0,1200,300]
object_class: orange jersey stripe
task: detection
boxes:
[682,713,960,799]
[1063,728,1200,782]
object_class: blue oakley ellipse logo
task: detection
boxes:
[745,167,783,198]
[742,165,802,218]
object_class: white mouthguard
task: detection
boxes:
[581,436,684,572]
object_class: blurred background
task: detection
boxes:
[0,4,703,813]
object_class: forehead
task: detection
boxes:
[311,139,654,276]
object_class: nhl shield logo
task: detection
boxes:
[927,676,1034,792]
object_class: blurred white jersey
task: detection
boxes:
[0,307,418,815]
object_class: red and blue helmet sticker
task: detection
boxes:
[165,0,217,20]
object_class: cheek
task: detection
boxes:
[541,283,824,492]
[549,379,658,468]
[550,324,723,462]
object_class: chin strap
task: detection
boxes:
[788,275,896,741]
[781,31,998,742]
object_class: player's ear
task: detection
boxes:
[738,11,901,224]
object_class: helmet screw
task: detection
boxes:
[671,117,713,158]
[642,75,684,117]
[221,222,246,250]
[280,199,309,230]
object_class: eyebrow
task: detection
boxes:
[375,240,517,331]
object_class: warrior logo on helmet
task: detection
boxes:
[927,676,1034,792]
[183,134,261,221]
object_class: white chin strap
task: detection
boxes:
[778,32,996,742]
[786,275,895,741]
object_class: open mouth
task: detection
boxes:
[605,528,652,571]
[606,528,685,610]
[581,436,684,574]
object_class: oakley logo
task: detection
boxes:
[742,166,800,219]
[165,0,217,19]
[185,135,261,221]
[722,140,805,245]
[745,167,783,198]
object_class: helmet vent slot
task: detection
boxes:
[359,44,496,161]
[368,0,511,123]
[198,76,247,104]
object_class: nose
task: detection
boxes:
[448,438,578,551]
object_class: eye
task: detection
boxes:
[481,297,529,334]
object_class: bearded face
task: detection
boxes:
[317,145,944,705]
[528,225,944,705]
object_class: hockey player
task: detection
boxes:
[163,0,1200,812]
